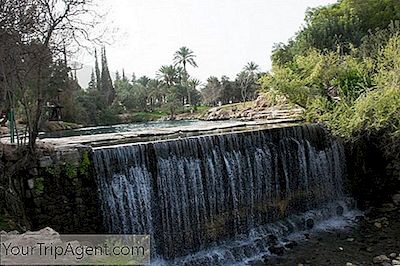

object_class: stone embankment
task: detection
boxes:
[199,94,303,122]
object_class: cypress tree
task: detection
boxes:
[100,46,115,105]
[88,69,96,90]
[94,49,101,91]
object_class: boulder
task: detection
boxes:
[268,245,285,256]
[39,156,53,167]
[372,255,390,264]
[392,194,400,205]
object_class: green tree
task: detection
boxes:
[94,49,101,91]
[173,46,198,72]
[88,69,96,90]
[173,46,198,105]
[201,77,222,106]
[157,65,180,87]
[100,47,115,105]
[236,62,260,103]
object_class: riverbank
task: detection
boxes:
[266,198,400,266]
[172,94,303,121]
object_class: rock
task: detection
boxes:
[374,222,382,228]
[7,230,19,235]
[266,234,278,245]
[355,215,365,222]
[390,253,398,259]
[0,230,7,235]
[346,263,353,266]
[392,260,400,265]
[39,156,53,167]
[306,218,314,229]
[27,178,35,189]
[29,168,38,176]
[268,245,285,256]
[336,205,344,216]
[393,194,400,205]
[372,255,390,264]
[381,262,391,266]
[346,238,355,242]
[339,247,344,251]
[261,255,269,263]
[284,241,298,249]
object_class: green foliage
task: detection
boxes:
[45,166,61,177]
[65,162,78,179]
[306,87,400,138]
[97,107,121,126]
[272,0,400,66]
[267,2,400,141]
[129,112,165,122]
[34,177,45,193]
[79,151,91,177]
[303,36,400,137]
[201,64,261,107]
[263,49,374,107]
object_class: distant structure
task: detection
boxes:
[47,89,63,121]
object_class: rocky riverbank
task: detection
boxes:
[173,94,304,122]
[254,195,400,266]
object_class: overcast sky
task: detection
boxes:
[76,0,336,87]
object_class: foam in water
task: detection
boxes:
[93,124,349,263]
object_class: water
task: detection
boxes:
[39,120,242,138]
[93,124,351,264]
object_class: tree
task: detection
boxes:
[220,76,241,104]
[88,70,96,90]
[188,78,202,106]
[271,0,400,67]
[173,46,198,105]
[147,79,165,108]
[0,0,105,151]
[201,76,222,106]
[244,61,260,72]
[173,46,198,72]
[157,65,180,87]
[95,49,101,91]
[100,46,115,105]
[236,62,260,103]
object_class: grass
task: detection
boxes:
[129,111,166,122]
[219,101,253,111]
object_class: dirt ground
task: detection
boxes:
[265,203,400,266]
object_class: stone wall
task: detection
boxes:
[0,144,103,233]
[344,133,400,208]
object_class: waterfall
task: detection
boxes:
[93,124,347,261]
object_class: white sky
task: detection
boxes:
[76,0,336,87]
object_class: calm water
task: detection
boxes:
[39,120,240,139]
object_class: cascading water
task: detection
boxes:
[93,124,352,264]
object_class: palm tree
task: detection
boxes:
[173,47,198,105]
[156,65,179,87]
[188,78,202,90]
[243,61,260,72]
[238,62,260,104]
[173,46,198,72]
[147,79,165,107]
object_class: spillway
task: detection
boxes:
[93,124,350,263]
